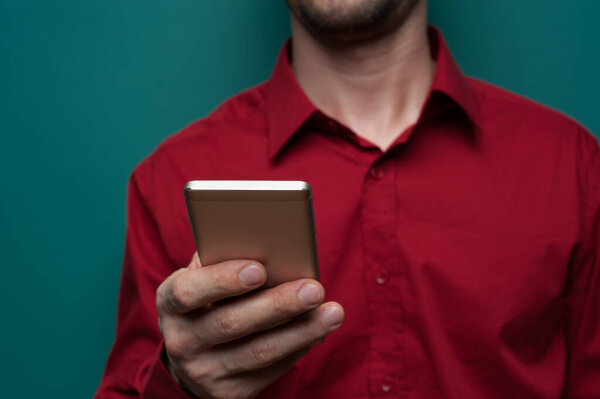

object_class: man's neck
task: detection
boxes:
[290,1,434,152]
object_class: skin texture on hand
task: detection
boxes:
[156,253,344,399]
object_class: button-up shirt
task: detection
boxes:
[95,26,600,398]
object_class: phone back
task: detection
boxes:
[184,181,319,288]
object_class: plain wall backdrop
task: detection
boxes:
[0,1,598,397]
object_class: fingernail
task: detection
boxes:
[298,283,321,306]
[238,264,264,286]
[321,306,344,328]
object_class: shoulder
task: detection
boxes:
[467,77,598,166]
[152,82,268,163]
[467,74,599,153]
[468,77,600,226]
[467,77,589,137]
[131,82,269,198]
[130,83,266,212]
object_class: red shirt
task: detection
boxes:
[96,27,600,398]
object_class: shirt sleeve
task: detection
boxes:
[563,128,600,397]
[94,170,190,399]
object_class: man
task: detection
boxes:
[96,0,600,398]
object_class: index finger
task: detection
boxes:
[156,259,266,314]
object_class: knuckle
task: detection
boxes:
[171,276,196,310]
[163,331,191,361]
[218,352,236,376]
[185,360,216,384]
[216,306,244,337]
[250,338,276,368]
[210,271,230,294]
[156,284,167,313]
[271,289,288,317]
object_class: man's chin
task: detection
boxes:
[286,0,420,44]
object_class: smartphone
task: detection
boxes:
[184,180,319,288]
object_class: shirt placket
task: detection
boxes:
[361,157,406,397]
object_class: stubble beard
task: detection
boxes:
[285,0,421,44]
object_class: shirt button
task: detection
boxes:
[381,377,394,393]
[369,166,384,180]
[375,268,389,285]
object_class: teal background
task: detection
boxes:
[0,1,598,397]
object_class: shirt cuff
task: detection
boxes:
[141,340,192,399]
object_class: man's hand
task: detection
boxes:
[156,253,344,399]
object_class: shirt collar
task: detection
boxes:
[265,42,317,159]
[265,25,481,159]
[427,26,482,135]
